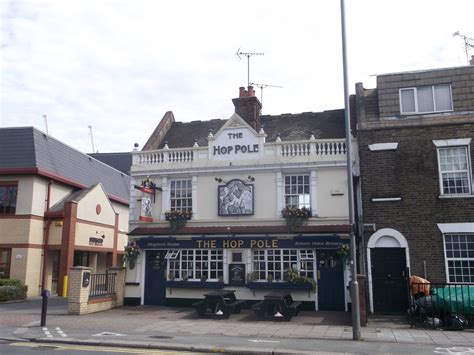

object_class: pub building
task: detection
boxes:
[124,86,355,312]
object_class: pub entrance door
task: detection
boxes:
[317,250,345,311]
[371,248,408,313]
[144,250,166,305]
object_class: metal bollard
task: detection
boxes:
[40,289,51,327]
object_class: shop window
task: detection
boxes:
[167,249,223,281]
[252,249,314,281]
[0,185,17,214]
[0,249,11,278]
[284,175,310,208]
[170,179,192,213]
[444,234,474,283]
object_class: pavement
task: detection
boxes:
[2,297,474,354]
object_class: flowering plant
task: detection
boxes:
[337,244,350,265]
[281,206,312,219]
[124,242,141,269]
[165,209,193,221]
[281,207,312,232]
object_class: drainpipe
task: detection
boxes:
[40,180,53,290]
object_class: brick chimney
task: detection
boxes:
[232,86,262,131]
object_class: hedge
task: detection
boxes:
[0,279,28,302]
[0,279,23,287]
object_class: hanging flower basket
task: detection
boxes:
[281,207,312,232]
[165,210,192,233]
[337,244,350,265]
[124,242,141,269]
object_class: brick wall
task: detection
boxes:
[68,266,125,315]
[358,123,474,282]
[376,66,474,120]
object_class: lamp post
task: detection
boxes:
[340,0,361,340]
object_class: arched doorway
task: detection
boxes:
[367,229,410,313]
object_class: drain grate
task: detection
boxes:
[149,335,174,339]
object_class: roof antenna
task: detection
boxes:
[88,125,98,153]
[236,48,264,86]
[453,31,474,64]
[43,114,49,135]
[250,82,283,112]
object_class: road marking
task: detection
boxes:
[42,327,53,338]
[93,331,126,336]
[434,347,474,354]
[9,341,199,354]
[248,339,280,343]
[55,326,68,337]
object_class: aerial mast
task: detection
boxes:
[453,31,474,64]
[250,82,283,110]
[236,49,264,87]
[88,125,97,153]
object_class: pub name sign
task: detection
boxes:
[138,236,349,250]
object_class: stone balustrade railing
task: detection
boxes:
[132,139,347,168]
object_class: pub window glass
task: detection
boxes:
[232,252,242,263]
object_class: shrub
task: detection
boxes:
[0,279,23,287]
[0,284,28,302]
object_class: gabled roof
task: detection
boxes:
[49,184,96,212]
[0,127,130,204]
[89,152,132,175]
[149,109,346,149]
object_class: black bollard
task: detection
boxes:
[40,289,50,327]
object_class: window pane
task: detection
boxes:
[434,85,452,111]
[417,87,434,113]
[400,89,415,113]
[444,234,474,283]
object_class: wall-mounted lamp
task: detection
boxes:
[96,231,105,239]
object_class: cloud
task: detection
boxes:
[1,0,473,152]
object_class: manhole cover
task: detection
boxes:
[33,345,59,351]
[150,335,174,339]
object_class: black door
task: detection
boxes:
[144,250,166,305]
[317,250,345,311]
[371,248,408,313]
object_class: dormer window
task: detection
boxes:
[400,84,453,114]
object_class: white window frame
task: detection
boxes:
[284,174,311,209]
[251,249,315,281]
[433,139,473,196]
[169,178,193,213]
[443,233,474,284]
[399,84,453,115]
[167,249,223,281]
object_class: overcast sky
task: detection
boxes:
[1,0,473,153]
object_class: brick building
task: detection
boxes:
[355,62,474,313]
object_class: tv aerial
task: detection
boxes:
[236,48,264,86]
[250,82,283,110]
[453,31,474,64]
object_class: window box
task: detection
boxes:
[164,281,225,289]
[247,282,313,296]
[246,282,312,290]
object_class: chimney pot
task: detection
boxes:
[239,87,246,97]
[248,86,255,97]
[470,55,474,66]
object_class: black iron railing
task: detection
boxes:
[89,272,116,297]
[409,282,474,329]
